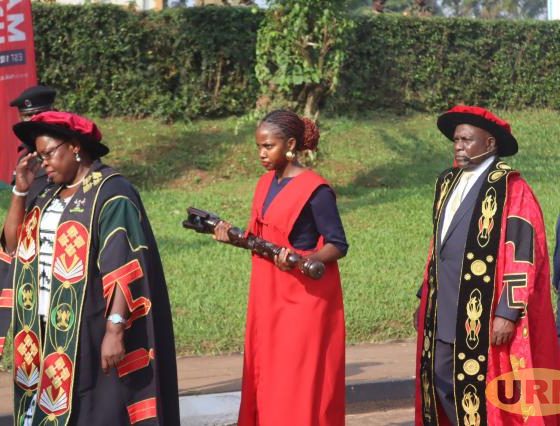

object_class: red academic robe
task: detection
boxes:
[237,170,346,426]
[415,170,560,425]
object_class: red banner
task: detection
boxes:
[0,0,37,183]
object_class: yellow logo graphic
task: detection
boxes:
[486,368,560,416]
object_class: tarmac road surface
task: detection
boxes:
[346,407,415,425]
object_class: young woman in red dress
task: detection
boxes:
[214,110,348,425]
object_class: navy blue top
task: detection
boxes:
[262,177,348,255]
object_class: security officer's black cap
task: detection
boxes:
[9,85,56,114]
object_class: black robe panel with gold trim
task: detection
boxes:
[10,161,179,425]
[418,161,511,425]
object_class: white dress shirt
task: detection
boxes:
[440,156,496,240]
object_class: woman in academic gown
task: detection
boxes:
[214,110,348,426]
[0,111,179,425]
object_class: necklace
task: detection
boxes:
[65,176,85,189]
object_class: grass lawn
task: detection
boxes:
[1,110,560,356]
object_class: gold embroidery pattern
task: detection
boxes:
[426,287,434,317]
[454,162,512,426]
[436,173,454,213]
[470,260,487,276]
[13,330,41,391]
[18,209,40,263]
[463,359,480,376]
[45,357,71,389]
[53,222,89,284]
[20,285,34,310]
[462,384,481,426]
[59,226,86,258]
[465,289,482,350]
[422,369,432,421]
[510,355,535,421]
[477,187,498,248]
[488,162,512,183]
[38,352,73,416]
[421,169,464,425]
[24,216,37,243]
[56,307,71,331]
[83,171,103,193]
[17,334,39,372]
[12,168,116,425]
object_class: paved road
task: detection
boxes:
[0,408,415,426]
[346,407,414,425]
[1,340,418,425]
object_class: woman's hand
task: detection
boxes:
[14,152,40,193]
[213,221,232,243]
[100,322,126,375]
[274,247,295,271]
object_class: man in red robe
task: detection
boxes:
[414,106,560,425]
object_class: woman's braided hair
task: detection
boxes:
[260,110,320,151]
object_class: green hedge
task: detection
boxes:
[332,15,560,113]
[31,6,560,118]
[33,4,263,119]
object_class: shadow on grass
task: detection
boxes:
[109,121,255,189]
[335,127,451,212]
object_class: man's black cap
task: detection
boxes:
[10,85,56,114]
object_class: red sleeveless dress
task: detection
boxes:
[237,170,346,426]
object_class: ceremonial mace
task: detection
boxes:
[182,207,325,280]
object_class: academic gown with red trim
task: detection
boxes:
[415,172,560,425]
[237,170,346,426]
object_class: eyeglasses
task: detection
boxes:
[37,142,66,162]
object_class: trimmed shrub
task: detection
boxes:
[332,15,560,113]
[33,4,263,119]
[31,6,560,118]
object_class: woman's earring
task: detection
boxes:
[286,151,295,161]
[75,152,81,163]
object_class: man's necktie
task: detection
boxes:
[442,171,474,238]
[449,171,474,216]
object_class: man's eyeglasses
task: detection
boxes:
[37,142,66,162]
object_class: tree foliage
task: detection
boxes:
[255,0,354,118]
[347,0,440,15]
[349,0,545,18]
[332,15,560,114]
[193,0,255,5]
[33,4,262,119]
[32,4,560,120]
[439,0,545,18]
